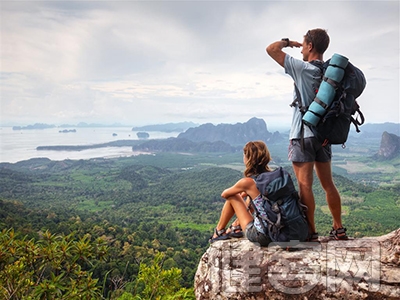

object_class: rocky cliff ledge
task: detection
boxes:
[194,228,400,299]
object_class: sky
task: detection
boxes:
[1,1,399,130]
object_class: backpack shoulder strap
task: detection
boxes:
[310,59,324,69]
[290,84,307,113]
[293,60,325,150]
[351,102,365,132]
[290,60,324,112]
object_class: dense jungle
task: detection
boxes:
[0,135,399,299]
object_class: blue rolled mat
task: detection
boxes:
[302,53,349,126]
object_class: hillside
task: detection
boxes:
[1,155,398,246]
[1,154,398,235]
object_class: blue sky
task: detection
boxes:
[1,1,399,130]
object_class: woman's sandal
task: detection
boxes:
[227,224,244,238]
[306,232,319,242]
[329,227,348,240]
[209,228,230,243]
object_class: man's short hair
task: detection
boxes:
[305,28,330,54]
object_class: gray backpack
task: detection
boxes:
[251,167,309,242]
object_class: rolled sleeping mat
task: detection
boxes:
[303,53,349,126]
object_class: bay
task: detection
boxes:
[0,127,179,163]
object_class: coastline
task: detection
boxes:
[0,127,179,163]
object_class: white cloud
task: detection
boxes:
[0,1,399,126]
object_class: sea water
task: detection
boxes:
[0,127,179,163]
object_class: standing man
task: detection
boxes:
[266,29,347,240]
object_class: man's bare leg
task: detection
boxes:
[315,161,343,230]
[292,161,316,234]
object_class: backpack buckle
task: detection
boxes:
[271,202,280,213]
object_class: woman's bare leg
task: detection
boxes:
[214,194,253,237]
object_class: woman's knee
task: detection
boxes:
[225,194,242,202]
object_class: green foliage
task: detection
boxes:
[0,151,399,297]
[118,253,195,300]
[0,228,107,299]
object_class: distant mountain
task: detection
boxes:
[177,117,279,146]
[375,131,400,160]
[12,123,56,130]
[132,122,198,133]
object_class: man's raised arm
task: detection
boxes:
[266,39,301,67]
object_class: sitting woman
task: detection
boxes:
[209,140,272,246]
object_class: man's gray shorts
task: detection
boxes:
[288,137,332,163]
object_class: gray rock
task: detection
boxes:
[195,228,400,299]
[178,118,276,146]
[377,131,400,160]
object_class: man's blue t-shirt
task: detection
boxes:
[284,54,322,140]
